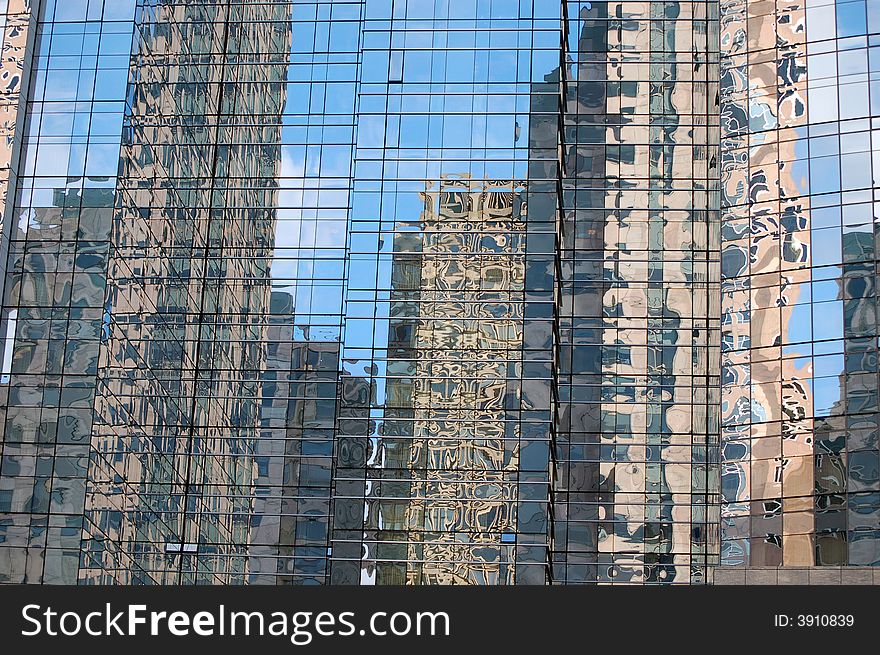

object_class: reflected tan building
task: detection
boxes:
[332,176,554,585]
[79,2,293,584]
[556,1,721,583]
[377,176,531,585]
[720,0,880,571]
[0,0,292,584]
[720,0,816,567]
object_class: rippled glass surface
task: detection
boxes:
[7,0,871,587]
[0,0,138,583]
[555,1,721,584]
[720,0,880,568]
[329,0,561,585]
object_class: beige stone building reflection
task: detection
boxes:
[574,1,719,582]
[374,175,527,584]
[79,3,291,584]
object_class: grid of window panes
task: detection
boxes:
[0,0,320,585]
[720,0,880,567]
[13,0,878,589]
[79,0,295,585]
[248,0,359,585]
[329,0,561,585]
[0,0,40,388]
[0,0,137,584]
[555,0,721,583]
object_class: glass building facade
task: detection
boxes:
[328,0,561,586]
[557,1,720,584]
[0,0,876,586]
[719,0,880,569]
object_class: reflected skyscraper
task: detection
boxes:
[375,175,533,585]
[0,0,877,586]
[719,0,880,575]
[557,1,720,584]
[79,1,293,585]
[328,1,561,585]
